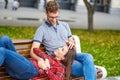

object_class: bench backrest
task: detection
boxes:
[72,35,81,53]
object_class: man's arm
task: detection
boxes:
[30,42,49,69]
[30,42,41,61]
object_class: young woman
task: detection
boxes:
[30,46,76,80]
[0,36,76,80]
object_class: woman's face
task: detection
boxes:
[54,46,69,60]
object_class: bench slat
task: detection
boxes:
[0,72,9,77]
[0,76,16,80]
[15,45,31,50]
[13,39,32,44]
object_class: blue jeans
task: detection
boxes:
[0,36,38,80]
[71,53,97,80]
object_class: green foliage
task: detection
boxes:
[0,26,120,77]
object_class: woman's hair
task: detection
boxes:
[46,0,60,13]
[62,47,76,80]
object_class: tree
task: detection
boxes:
[83,0,99,32]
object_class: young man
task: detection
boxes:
[30,1,96,80]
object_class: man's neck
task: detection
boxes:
[46,20,57,27]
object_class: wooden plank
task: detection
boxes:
[0,66,5,72]
[0,76,16,80]
[72,77,84,80]
[0,72,9,77]
[13,39,32,44]
[15,44,31,50]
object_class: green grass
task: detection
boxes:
[0,26,36,39]
[0,26,120,77]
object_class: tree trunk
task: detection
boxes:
[83,0,98,32]
[88,11,93,32]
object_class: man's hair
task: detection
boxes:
[46,1,60,13]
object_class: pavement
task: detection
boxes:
[0,6,120,80]
[0,7,120,30]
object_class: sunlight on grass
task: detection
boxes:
[72,29,120,77]
[0,26,120,77]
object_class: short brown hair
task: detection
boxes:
[46,1,60,13]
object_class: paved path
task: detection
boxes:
[0,7,120,30]
[98,76,120,80]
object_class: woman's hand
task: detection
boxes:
[37,58,50,70]
[45,59,50,68]
[37,58,46,69]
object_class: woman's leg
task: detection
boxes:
[0,47,38,79]
[0,36,16,52]
[0,36,38,79]
[74,53,96,80]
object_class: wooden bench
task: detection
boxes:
[0,35,107,80]
[0,39,84,80]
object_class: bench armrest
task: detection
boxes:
[72,35,81,53]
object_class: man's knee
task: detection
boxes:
[76,53,94,62]
[85,53,94,61]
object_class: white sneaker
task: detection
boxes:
[95,65,107,79]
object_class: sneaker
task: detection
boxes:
[95,65,107,79]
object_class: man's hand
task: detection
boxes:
[65,39,75,49]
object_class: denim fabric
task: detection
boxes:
[0,36,38,79]
[71,53,97,80]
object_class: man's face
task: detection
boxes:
[46,11,59,26]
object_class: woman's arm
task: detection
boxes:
[33,48,65,80]
[44,63,65,80]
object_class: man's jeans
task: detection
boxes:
[0,36,38,79]
[71,53,97,80]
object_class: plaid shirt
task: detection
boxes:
[30,48,65,80]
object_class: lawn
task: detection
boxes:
[0,26,120,77]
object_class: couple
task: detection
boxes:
[0,1,102,80]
